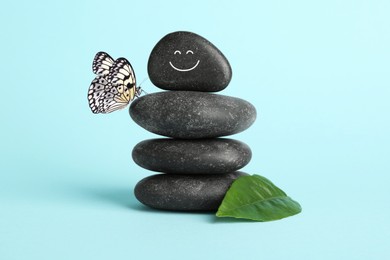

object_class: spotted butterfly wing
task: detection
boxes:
[88,53,139,114]
[108,57,137,102]
[88,76,109,113]
[92,51,115,76]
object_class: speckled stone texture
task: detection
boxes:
[129,91,256,139]
[148,31,232,92]
[131,31,257,212]
[134,172,248,211]
[132,138,252,174]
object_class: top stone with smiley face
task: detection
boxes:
[147,31,232,92]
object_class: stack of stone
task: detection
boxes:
[130,31,256,211]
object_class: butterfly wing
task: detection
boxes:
[88,55,139,114]
[88,76,131,114]
[92,52,115,76]
[100,85,130,113]
[108,57,137,102]
[88,76,109,114]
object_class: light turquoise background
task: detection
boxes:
[1,0,389,259]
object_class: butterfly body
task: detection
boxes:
[88,52,142,114]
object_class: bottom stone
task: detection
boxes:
[134,172,248,211]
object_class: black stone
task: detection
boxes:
[132,138,252,174]
[129,91,256,139]
[147,31,232,92]
[134,172,248,211]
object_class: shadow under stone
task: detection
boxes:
[84,186,138,209]
[55,181,220,221]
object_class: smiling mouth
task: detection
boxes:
[169,60,200,72]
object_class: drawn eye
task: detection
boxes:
[186,50,194,54]
[174,50,181,55]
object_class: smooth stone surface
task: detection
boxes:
[148,31,232,92]
[130,91,256,139]
[132,138,252,174]
[134,172,248,211]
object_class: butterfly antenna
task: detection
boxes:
[138,77,149,88]
[137,77,150,95]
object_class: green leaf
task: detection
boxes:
[216,174,302,221]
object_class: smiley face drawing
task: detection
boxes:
[148,31,232,92]
[169,49,200,72]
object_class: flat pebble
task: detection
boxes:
[132,138,251,174]
[129,91,256,139]
[134,172,248,211]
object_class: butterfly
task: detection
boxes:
[87,51,143,114]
